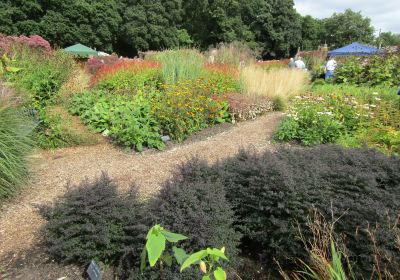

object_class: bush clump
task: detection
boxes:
[41,173,147,265]
[145,160,241,278]
[173,146,400,277]
[119,160,241,279]
[150,174,241,260]
[335,54,400,87]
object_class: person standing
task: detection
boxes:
[295,57,306,69]
[325,57,337,79]
[288,58,296,68]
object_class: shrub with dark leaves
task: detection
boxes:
[140,162,241,278]
[173,146,400,277]
[41,173,147,265]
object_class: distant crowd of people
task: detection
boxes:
[288,56,338,80]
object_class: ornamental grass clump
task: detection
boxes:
[240,65,308,105]
[0,94,35,199]
[153,49,204,84]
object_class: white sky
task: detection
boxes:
[294,0,400,34]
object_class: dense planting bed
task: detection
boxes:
[275,84,400,155]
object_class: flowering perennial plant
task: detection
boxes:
[90,60,161,93]
[275,86,400,154]
[0,34,51,54]
[153,79,230,141]
[203,63,241,94]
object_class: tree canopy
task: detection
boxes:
[0,0,390,58]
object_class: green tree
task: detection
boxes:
[323,9,374,48]
[376,32,400,47]
[117,0,183,56]
[300,15,324,50]
[0,0,121,53]
[241,0,302,58]
[0,0,42,35]
[182,0,255,49]
[37,0,121,52]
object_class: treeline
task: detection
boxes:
[0,0,398,58]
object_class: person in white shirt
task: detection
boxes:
[325,57,337,79]
[294,57,306,69]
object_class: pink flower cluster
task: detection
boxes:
[0,34,52,53]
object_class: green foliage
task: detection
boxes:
[140,224,188,270]
[41,173,146,265]
[0,103,35,199]
[153,49,204,84]
[3,45,81,149]
[140,225,229,280]
[174,145,400,276]
[69,91,164,151]
[335,55,400,87]
[323,9,375,48]
[281,241,349,280]
[118,0,182,56]
[0,0,382,59]
[1,0,121,53]
[181,247,228,280]
[97,68,161,94]
[9,48,74,110]
[300,16,324,51]
[0,53,22,78]
[183,1,257,52]
[276,85,400,154]
[375,31,400,47]
[275,94,360,145]
[152,80,230,141]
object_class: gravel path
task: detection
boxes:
[0,112,282,278]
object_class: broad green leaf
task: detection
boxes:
[173,246,189,266]
[214,267,226,280]
[139,247,147,273]
[161,230,188,242]
[202,276,211,280]
[180,250,208,272]
[207,248,228,260]
[146,232,166,267]
[146,224,162,239]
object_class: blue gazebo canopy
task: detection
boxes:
[328,42,380,57]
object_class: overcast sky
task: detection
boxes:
[294,0,400,34]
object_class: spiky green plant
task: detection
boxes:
[280,241,350,280]
[153,49,204,84]
[0,99,35,199]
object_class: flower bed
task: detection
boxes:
[69,50,247,150]
[275,84,400,154]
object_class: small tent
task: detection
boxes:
[328,42,380,57]
[64,43,98,57]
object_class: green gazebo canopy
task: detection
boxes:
[64,43,98,57]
